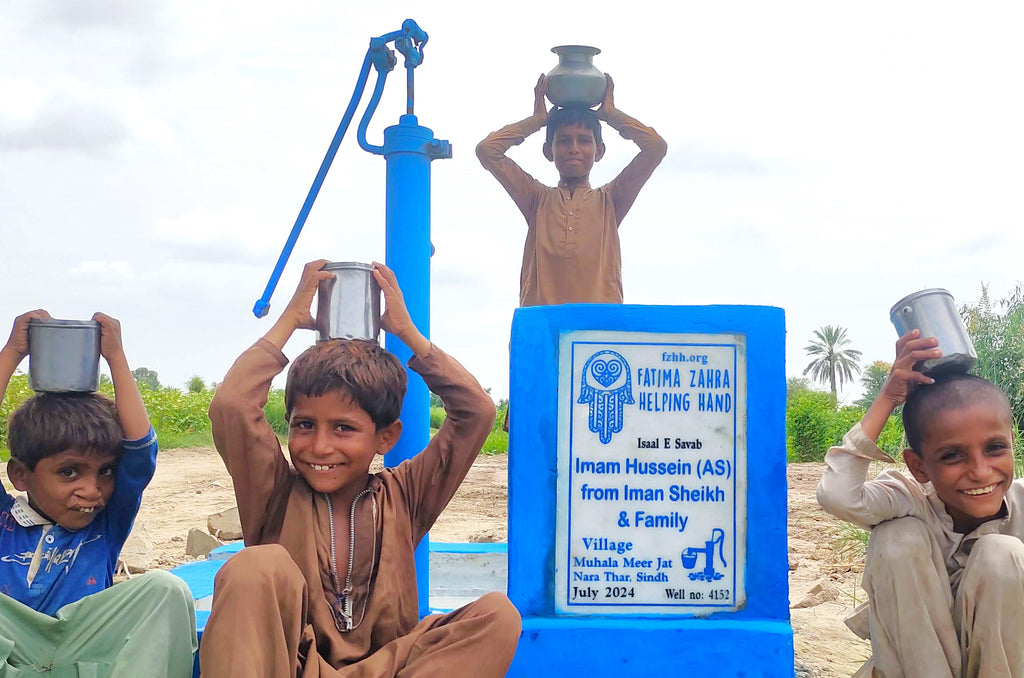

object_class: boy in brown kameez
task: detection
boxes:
[477,74,667,308]
[199,260,521,677]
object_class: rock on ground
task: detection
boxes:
[792,576,840,609]
[208,507,242,541]
[120,523,155,573]
[186,527,223,558]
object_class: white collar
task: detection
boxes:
[11,496,52,528]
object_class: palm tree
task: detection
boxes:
[803,325,863,401]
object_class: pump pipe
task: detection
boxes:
[252,20,425,319]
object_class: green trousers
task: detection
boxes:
[0,570,197,677]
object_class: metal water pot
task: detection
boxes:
[546,45,607,108]
[316,262,381,342]
[28,319,101,392]
[890,288,977,375]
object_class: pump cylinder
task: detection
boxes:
[383,114,437,618]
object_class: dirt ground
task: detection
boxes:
[2,450,872,676]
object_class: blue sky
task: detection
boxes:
[2,1,1022,401]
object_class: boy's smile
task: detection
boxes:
[544,123,605,180]
[8,449,118,530]
[287,391,400,496]
[905,401,1015,533]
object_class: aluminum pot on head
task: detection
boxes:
[890,288,977,376]
[28,319,101,393]
[316,262,381,342]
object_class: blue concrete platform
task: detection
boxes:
[511,618,794,677]
[168,540,508,637]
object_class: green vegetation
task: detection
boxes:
[854,361,891,409]
[131,367,160,391]
[962,284,1024,430]
[429,400,508,455]
[265,388,288,437]
[786,378,904,463]
[831,521,870,563]
[1,372,221,458]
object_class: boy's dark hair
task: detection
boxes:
[902,373,1011,452]
[8,393,123,470]
[545,106,603,145]
[285,339,407,430]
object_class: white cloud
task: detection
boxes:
[0,76,175,154]
[2,0,1023,399]
[70,261,136,283]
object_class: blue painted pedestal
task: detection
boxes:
[507,305,793,677]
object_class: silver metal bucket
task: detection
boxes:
[28,319,101,392]
[316,262,381,342]
[890,288,977,375]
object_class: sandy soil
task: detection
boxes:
[3,450,872,676]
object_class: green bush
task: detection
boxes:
[786,388,905,463]
[832,406,866,446]
[142,385,214,435]
[481,429,508,455]
[786,389,839,462]
[427,401,508,454]
[265,389,287,437]
[1,374,220,455]
[877,415,906,457]
[0,373,32,452]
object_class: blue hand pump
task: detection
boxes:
[252,20,451,618]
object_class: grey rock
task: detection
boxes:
[208,507,242,541]
[791,576,839,609]
[186,528,223,558]
[119,523,154,573]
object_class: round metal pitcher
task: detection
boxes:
[890,288,977,375]
[316,262,381,342]
[546,45,607,108]
[28,319,101,393]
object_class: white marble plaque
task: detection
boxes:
[554,331,747,615]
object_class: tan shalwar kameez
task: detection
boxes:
[476,111,667,307]
[817,423,1024,678]
[198,339,520,678]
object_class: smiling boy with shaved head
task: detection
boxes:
[818,330,1024,677]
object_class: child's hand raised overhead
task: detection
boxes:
[596,74,617,121]
[2,309,51,359]
[860,330,941,441]
[92,311,150,438]
[533,74,549,126]
[265,259,335,350]
[93,313,126,364]
[373,262,430,358]
[878,330,941,409]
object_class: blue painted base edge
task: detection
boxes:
[509,617,794,678]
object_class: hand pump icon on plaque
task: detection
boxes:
[681,528,727,582]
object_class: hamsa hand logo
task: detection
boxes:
[578,350,634,444]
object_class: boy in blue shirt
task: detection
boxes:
[0,309,197,677]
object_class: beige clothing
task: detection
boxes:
[200,339,519,677]
[818,424,1024,677]
[859,517,1024,678]
[476,112,667,307]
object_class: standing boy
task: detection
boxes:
[477,73,667,307]
[199,261,520,677]
[818,330,1024,678]
[0,310,197,676]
